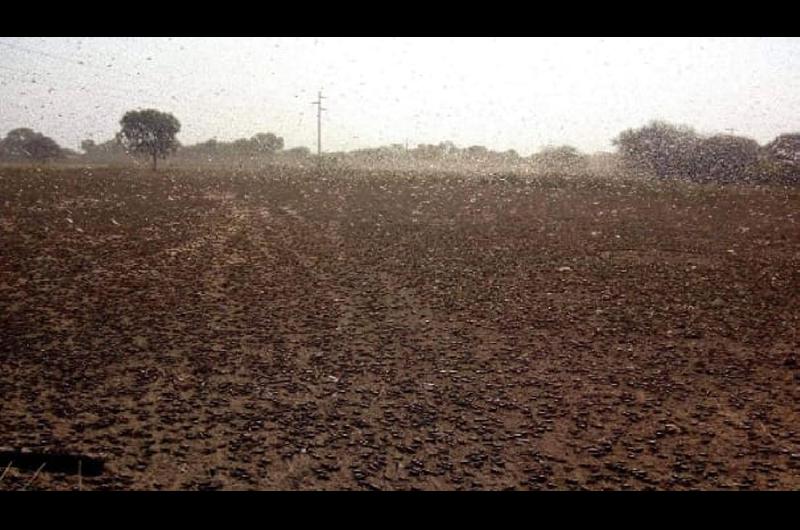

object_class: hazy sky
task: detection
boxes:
[1,37,799,155]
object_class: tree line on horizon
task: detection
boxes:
[613,121,800,184]
[1,108,799,183]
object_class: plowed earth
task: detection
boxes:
[1,167,798,490]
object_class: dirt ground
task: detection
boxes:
[0,166,798,490]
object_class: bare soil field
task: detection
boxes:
[1,166,798,490]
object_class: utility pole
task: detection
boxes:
[311,90,326,158]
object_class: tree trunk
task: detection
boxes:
[152,151,157,171]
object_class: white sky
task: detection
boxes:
[1,37,799,155]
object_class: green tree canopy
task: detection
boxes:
[251,133,284,154]
[614,121,765,182]
[532,145,587,173]
[613,120,701,179]
[694,134,760,182]
[117,109,181,170]
[764,133,800,165]
[0,128,63,162]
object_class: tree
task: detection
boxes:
[613,120,701,179]
[532,145,587,173]
[614,122,768,183]
[81,139,97,154]
[438,141,458,157]
[26,135,63,162]
[0,128,63,162]
[413,143,443,159]
[199,138,219,153]
[694,134,760,182]
[764,133,800,166]
[412,141,459,160]
[251,133,284,154]
[0,128,37,158]
[83,137,129,162]
[284,146,311,158]
[117,109,181,170]
[465,145,489,160]
[231,138,252,153]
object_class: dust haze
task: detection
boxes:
[0,37,798,491]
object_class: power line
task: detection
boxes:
[0,40,189,104]
[0,39,309,127]
[311,90,326,157]
[0,64,164,105]
[0,41,295,147]
[0,71,162,108]
[0,67,248,139]
[0,72,171,146]
[0,40,141,79]
[0,59,166,104]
